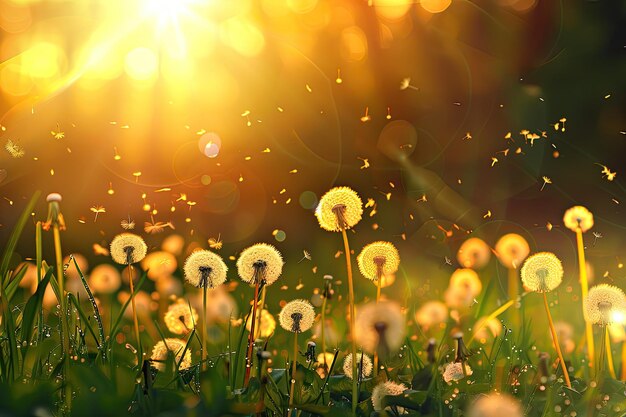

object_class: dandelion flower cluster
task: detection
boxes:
[237,243,283,286]
[150,338,192,371]
[521,252,563,293]
[279,299,315,333]
[88,264,122,294]
[184,249,228,288]
[466,392,523,417]
[246,309,276,338]
[371,381,406,412]
[356,241,400,281]
[110,233,147,265]
[164,300,199,335]
[495,233,530,269]
[584,284,626,325]
[457,237,491,269]
[563,205,594,232]
[315,186,363,232]
[342,353,373,379]
[443,362,473,383]
[354,301,405,355]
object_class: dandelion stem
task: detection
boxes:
[508,268,520,329]
[339,228,358,415]
[605,326,616,379]
[543,292,571,388]
[621,339,626,381]
[289,332,298,412]
[36,222,44,344]
[127,264,142,365]
[244,278,261,387]
[202,285,208,372]
[52,222,72,412]
[321,296,327,370]
[576,227,594,367]
[374,273,381,376]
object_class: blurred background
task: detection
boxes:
[0,0,625,335]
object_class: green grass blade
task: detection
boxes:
[108,271,147,345]
[0,191,41,288]
[19,268,53,358]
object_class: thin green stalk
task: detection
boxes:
[36,222,44,344]
[72,255,106,361]
[339,228,358,414]
[52,223,72,412]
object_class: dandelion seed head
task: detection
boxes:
[521,252,563,293]
[457,238,491,269]
[584,284,626,325]
[110,233,147,265]
[164,300,199,335]
[371,381,406,412]
[183,249,227,288]
[467,392,523,417]
[315,186,363,232]
[563,205,594,233]
[443,362,473,383]
[237,243,283,286]
[495,233,530,269]
[150,338,192,371]
[355,301,405,355]
[357,241,400,281]
[342,353,373,379]
[279,299,315,333]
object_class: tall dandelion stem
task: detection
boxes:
[36,222,44,343]
[543,293,572,388]
[127,262,142,363]
[202,285,208,371]
[576,228,594,366]
[289,332,298,411]
[244,276,261,387]
[508,268,520,329]
[373,263,382,376]
[605,326,616,379]
[321,297,327,370]
[340,227,358,414]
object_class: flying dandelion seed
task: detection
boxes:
[51,124,65,139]
[5,139,25,158]
[90,205,106,222]
[121,216,135,230]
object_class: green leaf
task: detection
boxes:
[108,270,148,345]
[19,268,53,359]
[0,191,40,288]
